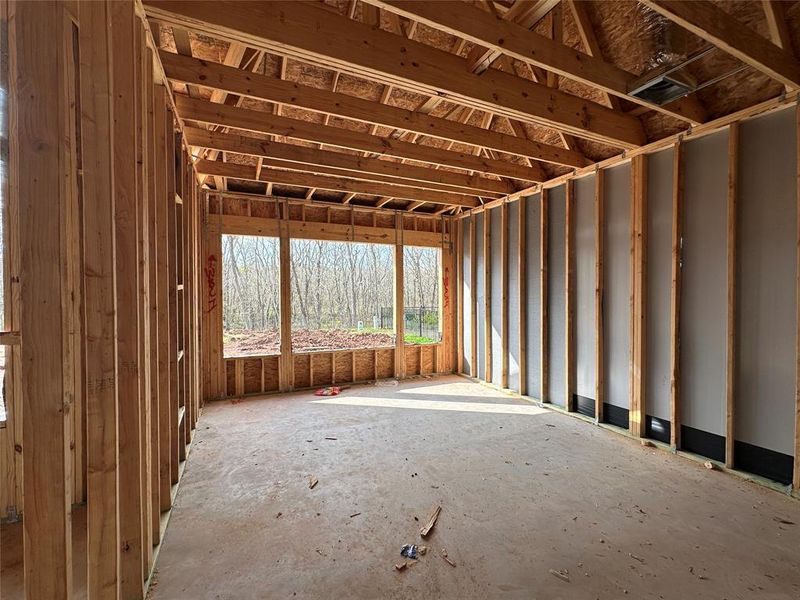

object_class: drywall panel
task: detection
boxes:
[490,206,503,387]
[574,174,596,401]
[681,129,728,442]
[603,162,631,420]
[508,202,521,392]
[525,194,542,399]
[548,185,566,407]
[736,108,797,461]
[461,218,472,375]
[475,212,486,381]
[645,147,674,427]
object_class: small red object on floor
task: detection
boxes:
[314,386,341,396]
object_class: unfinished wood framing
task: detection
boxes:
[795,103,800,490]
[726,123,740,468]
[670,141,685,450]
[540,189,549,403]
[11,3,800,598]
[630,154,647,437]
[484,208,492,385]
[595,169,605,423]
[518,196,528,397]
[565,180,575,411]
[501,203,509,389]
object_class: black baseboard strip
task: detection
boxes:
[681,425,725,463]
[645,415,671,444]
[603,403,629,430]
[734,440,794,485]
[575,394,595,419]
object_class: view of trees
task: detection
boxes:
[221,234,441,356]
[290,239,393,332]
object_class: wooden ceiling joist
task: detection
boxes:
[159,51,589,169]
[368,0,707,124]
[194,159,479,208]
[144,0,647,147]
[639,0,800,90]
[183,126,512,196]
[176,95,546,182]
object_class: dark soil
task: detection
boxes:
[224,328,395,356]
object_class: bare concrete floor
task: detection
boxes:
[148,376,800,600]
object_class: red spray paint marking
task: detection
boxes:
[205,254,218,313]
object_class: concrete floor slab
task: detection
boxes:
[147,376,800,600]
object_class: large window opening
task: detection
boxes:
[222,234,281,357]
[290,239,394,351]
[403,245,441,345]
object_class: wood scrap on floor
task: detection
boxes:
[549,568,570,582]
[308,476,318,489]
[440,548,456,568]
[420,504,441,537]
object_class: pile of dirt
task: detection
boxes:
[224,328,395,356]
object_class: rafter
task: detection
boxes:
[184,127,512,196]
[194,159,479,207]
[564,0,619,111]
[144,0,646,147]
[368,0,706,124]
[160,51,589,168]
[640,0,800,90]
[176,95,546,181]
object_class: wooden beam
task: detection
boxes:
[112,5,146,593]
[14,3,73,597]
[630,154,647,437]
[184,127,511,196]
[564,0,620,111]
[669,141,684,449]
[540,189,549,402]
[194,159,479,208]
[470,214,478,377]
[484,208,492,383]
[726,122,739,468]
[80,1,119,595]
[177,96,545,182]
[565,179,575,411]
[640,0,800,90]
[595,168,605,423]
[154,85,173,514]
[501,203,509,388]
[160,51,589,169]
[279,201,293,391]
[456,218,464,374]
[762,0,795,54]
[144,1,647,147]
[518,196,528,396]
[795,104,800,489]
[369,0,706,124]
[394,216,405,378]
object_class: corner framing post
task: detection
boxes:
[456,218,464,375]
[726,123,739,468]
[670,141,685,450]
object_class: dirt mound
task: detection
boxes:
[224,328,395,356]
